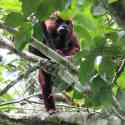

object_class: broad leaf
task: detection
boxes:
[36,0,67,20]
[98,56,115,83]
[79,53,95,83]
[85,75,112,107]
[117,70,125,89]
[15,22,33,50]
[33,22,43,41]
[108,0,118,4]
[5,12,24,27]
[116,89,125,112]
[0,0,21,12]
[73,90,83,99]
[20,0,41,16]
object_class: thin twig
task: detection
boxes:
[0,35,39,62]
[111,59,125,120]
[0,23,86,93]
[0,96,88,112]
[0,93,40,107]
[32,37,79,74]
[112,59,125,84]
[112,106,125,121]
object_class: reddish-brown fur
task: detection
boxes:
[30,12,80,113]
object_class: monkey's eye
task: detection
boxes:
[57,23,69,36]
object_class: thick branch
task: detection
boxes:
[0,112,77,125]
[0,22,78,74]
[0,35,39,62]
[31,37,78,74]
[0,35,85,94]
[0,20,87,94]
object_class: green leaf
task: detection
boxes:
[116,89,125,112]
[73,90,83,99]
[116,34,125,55]
[78,36,107,84]
[0,64,5,72]
[73,51,83,64]
[0,105,16,112]
[0,0,22,12]
[20,0,41,16]
[70,0,77,9]
[108,0,118,4]
[98,56,115,83]
[79,53,95,83]
[36,0,67,20]
[5,12,24,27]
[0,76,4,82]
[92,36,106,52]
[117,70,125,89]
[74,24,91,42]
[15,22,33,51]
[85,75,112,107]
[91,75,108,92]
[74,13,97,35]
[0,65,5,82]
[33,22,43,41]
[2,94,14,100]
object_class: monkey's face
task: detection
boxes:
[43,17,73,49]
[57,22,69,37]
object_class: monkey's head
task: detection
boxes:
[41,11,74,49]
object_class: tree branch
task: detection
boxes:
[0,93,40,107]
[0,63,40,96]
[0,21,87,94]
[0,22,17,33]
[0,22,78,74]
[112,59,125,84]
[0,35,39,62]
[31,37,79,74]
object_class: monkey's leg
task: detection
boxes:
[38,70,56,112]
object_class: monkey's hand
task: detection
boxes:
[65,56,73,61]
[56,49,64,56]
[56,50,73,61]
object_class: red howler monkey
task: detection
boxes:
[29,11,80,113]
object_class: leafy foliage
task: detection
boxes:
[15,22,33,50]
[5,12,24,27]
[1,0,125,111]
